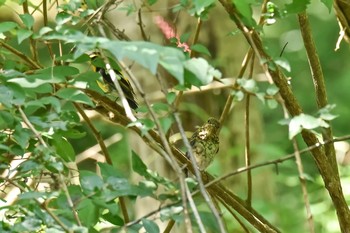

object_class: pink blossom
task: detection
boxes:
[154,16,191,52]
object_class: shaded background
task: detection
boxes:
[1,0,350,232]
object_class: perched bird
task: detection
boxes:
[187,118,220,171]
[90,54,138,110]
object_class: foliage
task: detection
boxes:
[0,0,350,233]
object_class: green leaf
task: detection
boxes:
[109,127,131,169]
[106,177,140,196]
[0,84,25,107]
[98,163,125,179]
[0,111,15,129]
[231,90,244,102]
[275,58,291,72]
[180,32,191,43]
[159,206,183,221]
[232,0,256,27]
[288,113,329,139]
[184,57,220,86]
[256,92,265,104]
[159,116,173,134]
[55,12,72,26]
[101,41,186,84]
[19,160,41,172]
[13,126,31,149]
[17,28,33,44]
[152,102,170,113]
[166,92,176,104]
[285,0,311,14]
[26,96,61,113]
[318,104,338,121]
[321,0,332,12]
[198,211,220,232]
[77,198,100,227]
[142,218,159,233]
[102,211,124,226]
[237,79,258,93]
[266,99,278,109]
[132,151,148,176]
[191,0,215,16]
[190,44,211,56]
[8,66,78,88]
[80,170,104,193]
[147,0,157,5]
[19,14,34,28]
[266,84,279,96]
[56,88,94,106]
[101,41,160,74]
[52,136,75,162]
[37,26,53,36]
[18,191,48,200]
[0,21,18,33]
[159,48,185,84]
[13,218,42,232]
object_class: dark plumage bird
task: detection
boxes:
[187,118,220,171]
[90,54,138,110]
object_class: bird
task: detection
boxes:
[90,54,138,110]
[187,117,220,171]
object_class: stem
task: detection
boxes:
[245,53,255,207]
[163,219,175,233]
[292,140,315,233]
[74,104,113,165]
[0,41,41,69]
[244,94,252,207]
[174,17,202,109]
[18,107,47,147]
[219,49,253,128]
[297,12,338,173]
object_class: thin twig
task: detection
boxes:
[205,134,350,189]
[292,139,314,233]
[220,197,251,233]
[174,114,210,233]
[173,17,202,109]
[138,9,149,41]
[58,173,82,226]
[280,95,314,232]
[0,41,41,69]
[18,107,48,147]
[219,49,253,128]
[42,0,48,26]
[245,54,255,207]
[163,219,175,233]
[298,12,338,174]
[74,103,113,164]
